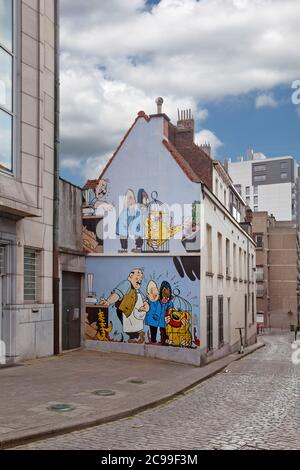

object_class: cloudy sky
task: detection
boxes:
[60,0,300,186]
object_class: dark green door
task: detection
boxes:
[62,272,81,350]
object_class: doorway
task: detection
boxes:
[244,294,248,346]
[62,272,81,351]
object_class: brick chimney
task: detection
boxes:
[175,109,195,146]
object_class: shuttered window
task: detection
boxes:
[0,244,6,274]
[207,297,213,352]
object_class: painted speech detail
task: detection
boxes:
[82,180,200,254]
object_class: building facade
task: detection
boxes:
[83,102,256,366]
[252,212,300,329]
[227,150,299,223]
[0,1,57,362]
[58,178,85,353]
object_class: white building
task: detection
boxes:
[227,150,299,222]
[82,103,257,366]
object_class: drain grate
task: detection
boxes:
[128,378,146,385]
[47,403,75,413]
[93,389,116,397]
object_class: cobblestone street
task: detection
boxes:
[15,333,300,450]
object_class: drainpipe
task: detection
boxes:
[53,0,60,355]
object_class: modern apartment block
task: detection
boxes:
[0,1,57,362]
[227,150,299,223]
[252,212,300,329]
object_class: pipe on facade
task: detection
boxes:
[53,0,60,355]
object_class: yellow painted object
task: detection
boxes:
[166,308,192,347]
[96,309,113,341]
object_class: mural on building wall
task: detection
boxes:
[82,179,201,254]
[85,257,200,349]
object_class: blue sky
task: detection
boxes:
[198,85,300,162]
[59,0,300,186]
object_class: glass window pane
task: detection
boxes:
[0,0,13,51]
[0,109,12,171]
[0,47,12,111]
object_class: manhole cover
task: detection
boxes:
[47,404,75,412]
[93,389,116,397]
[128,378,146,385]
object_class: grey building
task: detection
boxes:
[227,150,299,224]
[0,1,58,363]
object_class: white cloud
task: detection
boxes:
[195,130,223,158]
[60,0,300,182]
[255,93,279,109]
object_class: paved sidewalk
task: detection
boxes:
[0,342,263,449]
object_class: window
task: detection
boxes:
[226,239,230,276]
[254,196,258,205]
[24,249,39,303]
[207,297,213,351]
[0,0,15,173]
[280,161,288,170]
[256,234,263,248]
[215,179,219,198]
[218,296,224,346]
[233,243,237,278]
[252,292,255,324]
[254,186,258,195]
[246,196,250,205]
[256,266,264,282]
[280,172,288,179]
[254,165,266,172]
[206,224,212,273]
[245,186,250,196]
[235,184,241,195]
[257,284,265,297]
[239,248,242,280]
[254,175,266,183]
[254,206,258,212]
[0,243,6,274]
[224,190,227,207]
[218,232,223,275]
[244,251,247,280]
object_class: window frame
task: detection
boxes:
[0,0,19,176]
[24,248,41,304]
[254,175,266,183]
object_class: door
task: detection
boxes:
[227,298,231,345]
[244,294,248,346]
[62,272,81,350]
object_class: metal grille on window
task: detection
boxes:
[166,289,193,348]
[143,191,170,253]
[0,244,6,275]
[24,249,38,302]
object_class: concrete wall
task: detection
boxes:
[59,178,85,352]
[59,179,83,253]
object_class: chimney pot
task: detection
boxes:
[155,97,164,114]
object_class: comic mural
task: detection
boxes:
[82,181,201,255]
[85,257,200,349]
